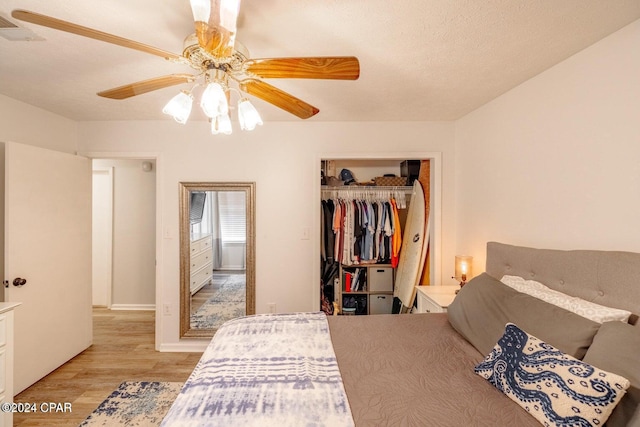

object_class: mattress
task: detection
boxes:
[328,313,540,427]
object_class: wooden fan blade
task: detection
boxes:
[244,57,360,80]
[239,79,319,119]
[98,74,195,99]
[11,9,181,60]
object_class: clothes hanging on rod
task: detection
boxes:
[321,186,409,209]
[321,188,406,267]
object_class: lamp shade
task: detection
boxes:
[237,99,263,131]
[201,82,229,118]
[162,91,193,124]
[189,0,211,22]
[454,255,473,279]
[211,113,232,135]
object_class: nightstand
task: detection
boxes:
[415,285,460,313]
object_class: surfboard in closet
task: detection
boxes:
[393,180,428,311]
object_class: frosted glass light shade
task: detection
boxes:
[201,82,229,118]
[190,0,211,22]
[162,91,193,124]
[237,99,263,131]
[218,113,232,134]
[211,113,232,135]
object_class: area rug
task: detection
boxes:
[79,381,182,427]
[190,273,246,329]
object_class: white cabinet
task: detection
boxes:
[190,234,213,295]
[415,286,458,313]
[0,303,20,427]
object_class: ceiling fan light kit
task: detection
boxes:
[200,81,228,118]
[211,111,232,135]
[11,0,360,136]
[162,91,194,124]
[237,98,263,131]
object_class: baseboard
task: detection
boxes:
[109,304,156,311]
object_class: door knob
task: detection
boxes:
[13,278,26,287]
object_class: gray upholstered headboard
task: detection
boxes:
[485,242,640,326]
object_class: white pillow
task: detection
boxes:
[500,275,632,324]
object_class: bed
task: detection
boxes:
[161,242,640,426]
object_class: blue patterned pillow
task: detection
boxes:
[475,323,630,426]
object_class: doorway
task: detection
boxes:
[92,158,157,310]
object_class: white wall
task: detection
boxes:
[77,121,455,349]
[92,168,112,306]
[93,159,156,308]
[0,94,77,154]
[455,19,640,272]
[221,242,245,270]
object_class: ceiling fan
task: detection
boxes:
[11,0,360,131]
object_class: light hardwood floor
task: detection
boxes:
[13,308,202,426]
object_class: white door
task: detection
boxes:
[4,142,92,394]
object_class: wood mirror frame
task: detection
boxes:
[179,182,256,338]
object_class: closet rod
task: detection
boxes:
[320,185,413,192]
[321,185,413,208]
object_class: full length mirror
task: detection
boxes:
[180,182,255,338]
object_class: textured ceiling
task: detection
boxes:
[0,0,638,122]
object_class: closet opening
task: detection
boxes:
[318,156,440,316]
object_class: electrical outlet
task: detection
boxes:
[163,304,171,315]
[267,303,276,313]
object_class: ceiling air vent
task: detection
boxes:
[0,13,45,41]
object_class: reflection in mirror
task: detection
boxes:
[180,182,255,338]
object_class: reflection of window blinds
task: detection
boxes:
[190,192,207,224]
[218,192,246,243]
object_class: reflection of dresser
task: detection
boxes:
[190,234,213,295]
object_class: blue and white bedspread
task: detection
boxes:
[161,312,354,427]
